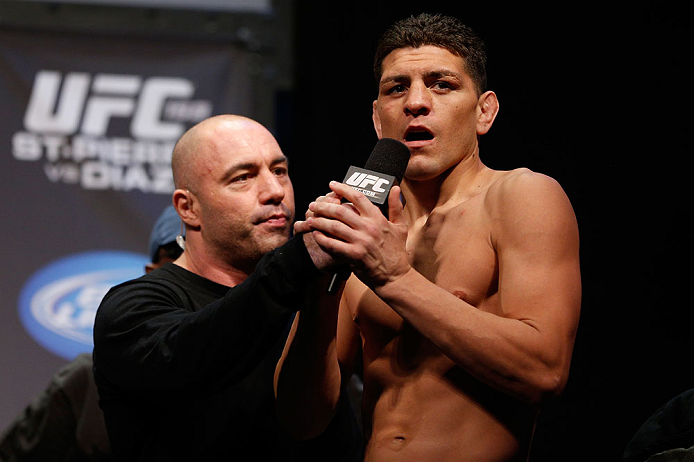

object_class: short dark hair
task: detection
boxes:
[153,241,184,264]
[373,13,488,95]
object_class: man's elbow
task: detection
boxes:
[526,366,569,408]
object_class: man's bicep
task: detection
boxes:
[495,173,581,350]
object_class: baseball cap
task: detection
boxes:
[148,205,183,262]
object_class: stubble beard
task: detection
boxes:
[221,223,291,274]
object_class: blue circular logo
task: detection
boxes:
[18,251,148,360]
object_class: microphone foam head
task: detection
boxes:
[364,138,411,182]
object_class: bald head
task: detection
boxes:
[170,114,294,283]
[172,114,267,193]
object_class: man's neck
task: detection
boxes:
[402,152,493,220]
[173,247,251,287]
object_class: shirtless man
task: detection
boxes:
[274,13,581,461]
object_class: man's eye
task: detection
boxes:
[230,174,249,183]
[385,84,406,95]
[273,167,288,177]
[433,81,453,91]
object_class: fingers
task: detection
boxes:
[316,191,342,203]
[327,182,383,218]
[295,191,344,236]
[387,186,404,224]
[293,220,311,235]
[306,193,341,218]
[306,213,359,247]
[304,181,391,240]
[311,229,352,256]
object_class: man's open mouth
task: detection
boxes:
[404,128,434,142]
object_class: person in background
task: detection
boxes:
[145,204,186,274]
[0,205,185,462]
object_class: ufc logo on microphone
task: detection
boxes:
[345,172,390,192]
[343,166,395,205]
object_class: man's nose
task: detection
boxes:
[404,83,432,116]
[258,170,286,204]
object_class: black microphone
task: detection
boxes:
[326,138,411,294]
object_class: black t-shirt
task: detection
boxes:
[93,236,362,461]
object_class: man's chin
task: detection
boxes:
[257,229,291,252]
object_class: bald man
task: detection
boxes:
[93,115,361,462]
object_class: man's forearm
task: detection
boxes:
[274,275,344,440]
[374,267,577,406]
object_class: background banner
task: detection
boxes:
[0,27,257,428]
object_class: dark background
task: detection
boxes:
[288,1,691,460]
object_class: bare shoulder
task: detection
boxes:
[486,168,573,213]
[488,167,564,198]
[485,168,578,243]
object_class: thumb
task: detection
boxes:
[387,185,405,223]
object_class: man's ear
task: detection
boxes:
[372,100,383,139]
[172,188,200,228]
[476,91,499,135]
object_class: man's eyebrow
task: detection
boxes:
[380,74,410,86]
[269,155,289,167]
[380,69,462,87]
[425,69,462,79]
[220,155,288,182]
[220,162,253,182]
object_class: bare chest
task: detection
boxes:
[352,197,499,362]
[407,199,497,304]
